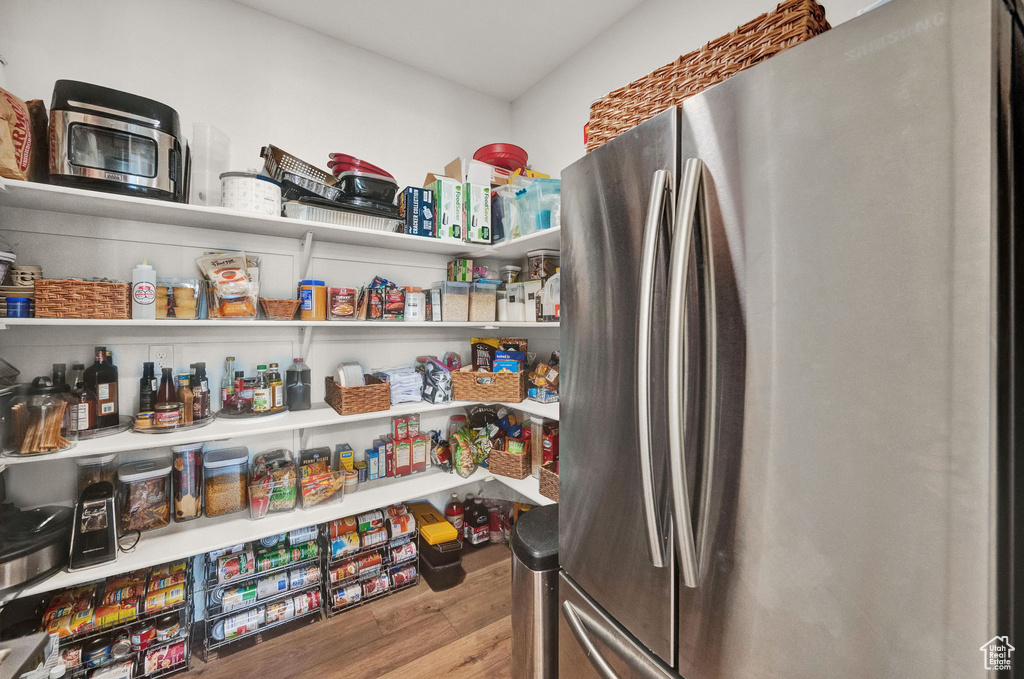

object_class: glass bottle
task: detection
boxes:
[156,367,176,405]
[70,375,97,432]
[252,365,270,413]
[84,346,119,428]
[462,493,475,541]
[51,363,68,391]
[177,373,193,424]
[196,362,211,419]
[234,370,251,414]
[285,358,311,411]
[139,361,157,413]
[220,357,236,409]
[267,363,283,411]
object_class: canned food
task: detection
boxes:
[288,565,320,589]
[218,584,257,613]
[256,572,289,599]
[111,632,132,658]
[362,573,390,598]
[84,637,111,667]
[154,402,182,428]
[387,513,416,540]
[361,526,388,548]
[155,613,180,641]
[287,526,318,545]
[392,565,418,587]
[356,510,383,533]
[332,584,361,608]
[131,624,156,651]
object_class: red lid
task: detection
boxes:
[473,143,528,172]
[327,153,394,180]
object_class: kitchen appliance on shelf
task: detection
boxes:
[49,80,188,202]
[559,0,1021,677]
[0,504,72,596]
[68,481,117,571]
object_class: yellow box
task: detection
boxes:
[407,500,459,545]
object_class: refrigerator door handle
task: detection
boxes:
[562,601,622,679]
[637,169,673,569]
[667,157,716,589]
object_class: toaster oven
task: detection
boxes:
[49,79,188,202]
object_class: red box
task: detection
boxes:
[394,436,411,477]
[411,434,428,474]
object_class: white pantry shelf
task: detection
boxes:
[0,177,558,259]
[0,318,559,331]
[0,400,559,465]
[495,472,556,507]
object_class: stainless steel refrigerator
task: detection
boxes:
[558,0,1022,677]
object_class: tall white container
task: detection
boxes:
[131,260,156,320]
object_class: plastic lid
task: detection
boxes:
[75,453,118,466]
[6,296,30,302]
[170,443,204,453]
[118,458,172,482]
[299,280,326,286]
[511,504,559,571]
[0,251,15,262]
[204,447,249,468]
[499,265,522,272]
[527,250,560,257]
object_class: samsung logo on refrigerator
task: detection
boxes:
[845,12,945,61]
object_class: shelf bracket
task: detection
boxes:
[299,230,315,281]
[299,428,310,451]
[300,326,314,359]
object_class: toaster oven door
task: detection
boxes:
[50,110,182,201]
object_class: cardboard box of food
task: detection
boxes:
[398,186,435,238]
[463,182,491,244]
[425,175,463,242]
[447,258,473,282]
[444,157,512,186]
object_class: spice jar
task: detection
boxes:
[298,279,327,321]
[10,376,78,455]
[203,447,249,518]
[118,458,172,533]
[171,443,203,522]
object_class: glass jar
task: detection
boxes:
[75,453,118,496]
[10,376,78,455]
[203,447,249,518]
[171,443,203,522]
[118,458,172,533]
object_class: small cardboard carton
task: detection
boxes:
[425,174,463,242]
[398,186,435,238]
[463,182,491,244]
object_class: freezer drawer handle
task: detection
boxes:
[667,157,717,589]
[562,601,622,679]
[637,169,673,569]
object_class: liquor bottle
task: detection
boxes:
[156,367,176,405]
[70,373,97,432]
[221,357,236,409]
[196,362,211,419]
[139,362,157,413]
[267,363,283,411]
[177,373,193,424]
[84,346,119,428]
[252,365,270,413]
[191,363,210,420]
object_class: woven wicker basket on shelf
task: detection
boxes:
[260,298,301,320]
[324,375,391,416]
[586,0,830,152]
[488,448,531,480]
[539,462,559,502]
[451,370,525,403]
[33,279,131,319]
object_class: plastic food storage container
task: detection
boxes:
[506,282,526,322]
[249,449,297,518]
[76,453,118,496]
[299,469,345,508]
[119,458,172,533]
[439,281,470,323]
[527,250,560,282]
[9,376,78,456]
[469,283,498,322]
[516,179,561,235]
[204,447,249,518]
[171,443,203,522]
[499,265,521,284]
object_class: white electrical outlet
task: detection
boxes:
[149,345,174,372]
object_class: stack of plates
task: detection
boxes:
[0,285,36,318]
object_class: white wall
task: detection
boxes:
[511,0,871,176]
[0,0,512,189]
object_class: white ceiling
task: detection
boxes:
[232,0,645,101]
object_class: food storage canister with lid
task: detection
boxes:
[438,281,470,323]
[469,283,498,322]
[203,447,249,518]
[171,443,203,522]
[505,282,526,322]
[118,458,172,533]
[249,448,297,518]
[76,453,118,495]
[10,376,78,455]
[499,265,521,284]
[526,249,560,282]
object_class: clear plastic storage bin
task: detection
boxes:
[76,453,118,496]
[119,458,172,533]
[516,179,561,235]
[204,447,249,518]
[469,283,498,322]
[439,281,470,323]
[249,449,297,518]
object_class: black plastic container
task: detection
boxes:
[421,557,466,591]
[335,171,399,203]
[419,535,463,568]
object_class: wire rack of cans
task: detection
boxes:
[201,525,324,657]
[323,507,420,615]
[41,559,193,678]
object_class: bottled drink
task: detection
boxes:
[84,346,119,428]
[51,363,68,391]
[156,367,176,405]
[235,371,251,413]
[221,357,236,408]
[467,498,490,546]
[445,493,464,533]
[177,373,194,424]
[70,375,97,432]
[462,493,475,541]
[267,363,284,411]
[252,365,270,413]
[285,359,311,411]
[139,362,157,413]
[193,362,210,420]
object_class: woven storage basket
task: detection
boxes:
[587,0,829,152]
[34,279,130,319]
[539,462,559,502]
[324,375,391,416]
[451,370,525,403]
[260,298,301,320]
[488,448,530,480]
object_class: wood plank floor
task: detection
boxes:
[188,544,513,679]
